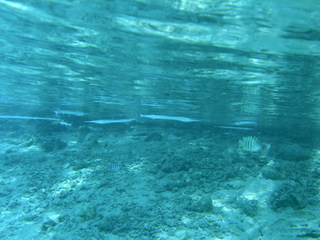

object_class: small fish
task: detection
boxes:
[109,163,120,172]
[0,115,59,121]
[54,110,85,116]
[231,121,257,127]
[238,136,261,152]
[140,114,199,122]
[216,126,254,130]
[58,121,72,127]
[85,119,135,124]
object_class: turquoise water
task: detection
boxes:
[1,0,320,131]
[0,1,319,239]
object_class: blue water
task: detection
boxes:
[1,0,319,132]
[0,1,320,239]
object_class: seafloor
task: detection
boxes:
[0,120,319,240]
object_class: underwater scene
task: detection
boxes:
[0,0,320,239]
